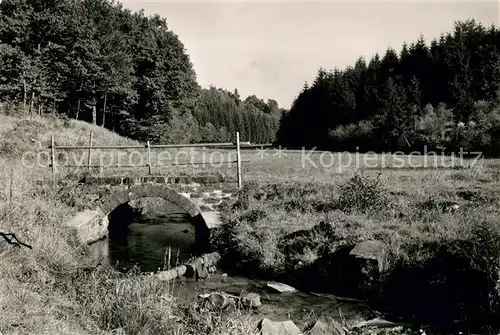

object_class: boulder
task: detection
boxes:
[266,282,297,293]
[258,318,302,335]
[201,292,230,309]
[308,318,345,335]
[66,210,108,244]
[242,292,262,309]
[221,273,228,283]
[446,203,460,212]
[349,240,388,297]
[350,240,387,272]
[195,260,209,280]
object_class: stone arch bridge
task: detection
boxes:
[66,175,238,249]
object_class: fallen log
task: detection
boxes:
[157,252,220,282]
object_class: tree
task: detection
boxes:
[380,48,399,84]
[217,126,229,143]
[200,122,217,143]
[165,110,200,144]
[407,76,422,112]
[374,77,410,149]
[415,103,454,149]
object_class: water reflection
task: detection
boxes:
[92,200,196,273]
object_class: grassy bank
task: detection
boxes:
[214,160,500,330]
[216,170,500,274]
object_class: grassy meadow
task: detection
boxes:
[213,147,500,330]
[1,114,500,333]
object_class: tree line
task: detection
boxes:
[193,87,282,144]
[0,0,282,144]
[277,20,500,156]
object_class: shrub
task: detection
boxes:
[328,120,375,151]
[337,173,389,213]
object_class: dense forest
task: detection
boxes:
[3,1,500,153]
[0,0,283,144]
[277,20,500,155]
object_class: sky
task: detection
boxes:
[121,1,500,109]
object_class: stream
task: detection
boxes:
[89,200,378,328]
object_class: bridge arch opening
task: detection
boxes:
[106,200,200,271]
[98,184,202,218]
[97,185,211,254]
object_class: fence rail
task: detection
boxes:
[47,131,267,189]
[51,143,273,150]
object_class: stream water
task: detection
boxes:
[89,201,378,327]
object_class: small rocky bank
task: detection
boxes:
[191,279,411,335]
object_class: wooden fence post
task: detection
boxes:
[9,165,13,210]
[51,135,56,177]
[147,141,152,175]
[236,132,242,190]
[88,131,93,171]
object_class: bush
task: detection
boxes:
[328,120,375,151]
[337,173,389,213]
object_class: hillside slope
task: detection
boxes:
[0,114,139,159]
[0,115,139,333]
